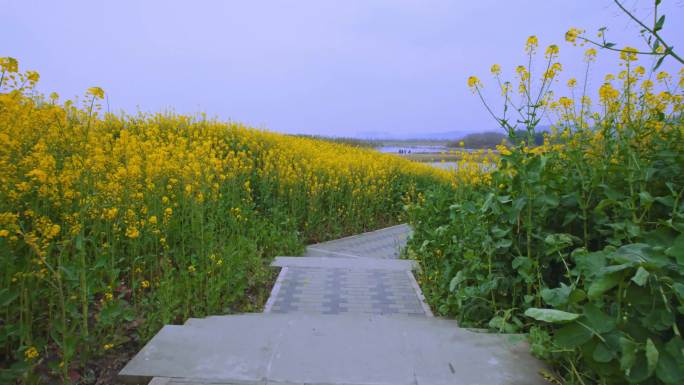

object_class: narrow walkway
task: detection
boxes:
[265,224,432,316]
[119,224,546,385]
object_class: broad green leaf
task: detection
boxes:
[573,249,607,277]
[588,272,623,299]
[665,235,684,262]
[555,322,593,348]
[593,342,616,363]
[657,337,684,383]
[541,283,572,307]
[568,288,586,305]
[620,337,638,371]
[654,195,674,208]
[655,15,665,31]
[612,243,669,267]
[646,338,659,376]
[631,267,650,286]
[657,351,684,384]
[627,353,651,383]
[584,304,616,334]
[524,308,579,323]
[540,194,559,208]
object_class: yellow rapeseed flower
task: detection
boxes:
[467,76,481,91]
[125,226,140,239]
[584,48,597,62]
[24,346,39,361]
[87,87,105,99]
[0,57,19,73]
[620,47,638,62]
[545,44,559,58]
[565,28,584,44]
[525,35,538,53]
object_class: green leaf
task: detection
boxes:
[654,55,666,71]
[541,283,572,307]
[491,226,509,239]
[672,283,684,301]
[488,316,518,333]
[655,15,666,31]
[639,191,654,205]
[540,194,559,208]
[620,337,638,372]
[615,243,669,268]
[646,338,659,376]
[494,239,512,249]
[524,308,580,323]
[665,235,684,262]
[555,322,593,348]
[657,351,684,384]
[584,304,616,334]
[544,233,575,255]
[573,249,607,277]
[0,289,19,307]
[449,271,465,292]
[631,267,650,286]
[627,353,651,383]
[588,272,623,299]
[657,337,684,383]
[593,342,616,363]
[568,288,586,305]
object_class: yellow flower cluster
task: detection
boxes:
[1,57,452,370]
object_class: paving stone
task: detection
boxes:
[268,266,427,316]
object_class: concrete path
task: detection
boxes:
[119,224,546,385]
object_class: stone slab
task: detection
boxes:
[303,223,411,259]
[266,266,428,316]
[271,256,417,271]
[120,313,546,385]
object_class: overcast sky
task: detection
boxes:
[4,0,684,138]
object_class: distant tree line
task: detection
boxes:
[448,130,545,149]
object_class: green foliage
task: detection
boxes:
[408,121,684,383]
[448,131,507,149]
[407,21,684,383]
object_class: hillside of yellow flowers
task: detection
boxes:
[0,57,451,383]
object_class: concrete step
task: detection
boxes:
[302,223,412,259]
[271,256,417,271]
[119,313,546,385]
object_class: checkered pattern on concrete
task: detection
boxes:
[267,224,432,317]
[269,267,425,316]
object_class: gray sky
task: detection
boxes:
[4,0,683,138]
